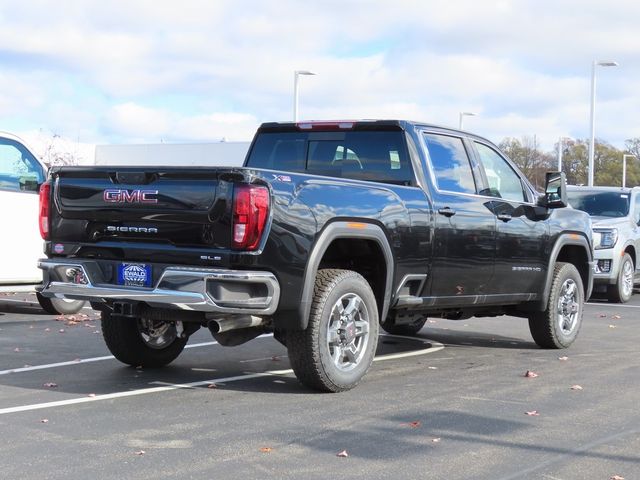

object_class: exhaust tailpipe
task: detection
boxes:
[207,315,266,334]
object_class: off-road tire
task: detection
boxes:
[380,318,427,336]
[37,293,86,315]
[528,262,584,349]
[101,311,187,368]
[607,253,634,303]
[286,269,379,392]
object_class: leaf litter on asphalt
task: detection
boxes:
[336,450,349,458]
[525,410,540,416]
[524,370,539,378]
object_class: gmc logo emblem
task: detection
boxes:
[103,189,158,204]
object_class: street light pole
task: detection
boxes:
[622,154,636,188]
[557,137,564,172]
[293,70,317,122]
[458,112,475,130]
[588,60,618,186]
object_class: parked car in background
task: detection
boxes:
[0,131,86,314]
[567,185,640,303]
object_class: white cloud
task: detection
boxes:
[0,0,639,154]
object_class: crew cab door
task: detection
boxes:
[471,141,548,295]
[0,137,46,283]
[421,132,496,300]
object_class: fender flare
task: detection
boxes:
[542,233,594,304]
[298,221,394,329]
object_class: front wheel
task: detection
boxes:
[528,262,584,349]
[607,253,634,303]
[101,311,187,368]
[287,269,379,392]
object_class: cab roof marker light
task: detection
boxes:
[296,121,355,131]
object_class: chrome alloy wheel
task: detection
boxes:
[621,258,634,298]
[557,278,579,335]
[137,318,178,349]
[326,293,371,372]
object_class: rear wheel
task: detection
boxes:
[287,269,379,392]
[37,293,86,315]
[607,253,634,303]
[101,311,187,367]
[528,262,584,349]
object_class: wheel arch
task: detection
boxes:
[542,234,593,305]
[623,244,636,268]
[298,221,394,330]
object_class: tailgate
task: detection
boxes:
[51,167,235,249]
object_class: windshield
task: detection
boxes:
[567,190,630,217]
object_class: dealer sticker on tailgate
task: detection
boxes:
[118,263,152,287]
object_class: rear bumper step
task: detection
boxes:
[37,259,280,315]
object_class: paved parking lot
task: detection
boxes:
[1,292,639,480]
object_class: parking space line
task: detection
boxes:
[586,302,640,308]
[0,336,443,416]
[0,341,219,376]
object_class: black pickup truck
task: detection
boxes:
[38,120,594,392]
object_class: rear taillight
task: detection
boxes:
[39,181,51,240]
[232,185,269,250]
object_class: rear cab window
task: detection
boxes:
[246,128,414,186]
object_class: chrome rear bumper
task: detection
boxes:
[38,258,280,315]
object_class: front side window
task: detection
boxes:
[423,133,476,194]
[475,142,526,202]
[0,139,44,192]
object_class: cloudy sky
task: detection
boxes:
[0,0,638,159]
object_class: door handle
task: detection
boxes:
[438,207,456,217]
[497,214,512,222]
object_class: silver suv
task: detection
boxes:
[567,186,640,303]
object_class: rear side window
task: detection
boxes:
[246,130,414,185]
[423,133,476,194]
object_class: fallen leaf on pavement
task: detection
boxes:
[611,315,621,319]
[598,314,607,318]
[336,450,349,457]
[134,450,146,456]
[40,419,49,424]
[207,383,217,389]
[260,447,272,453]
[525,410,540,416]
[610,475,625,480]
[570,385,583,391]
[43,382,58,388]
[524,370,539,378]
[404,421,421,428]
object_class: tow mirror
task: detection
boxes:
[538,171,567,208]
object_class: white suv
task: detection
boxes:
[0,132,84,314]
[567,185,640,303]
